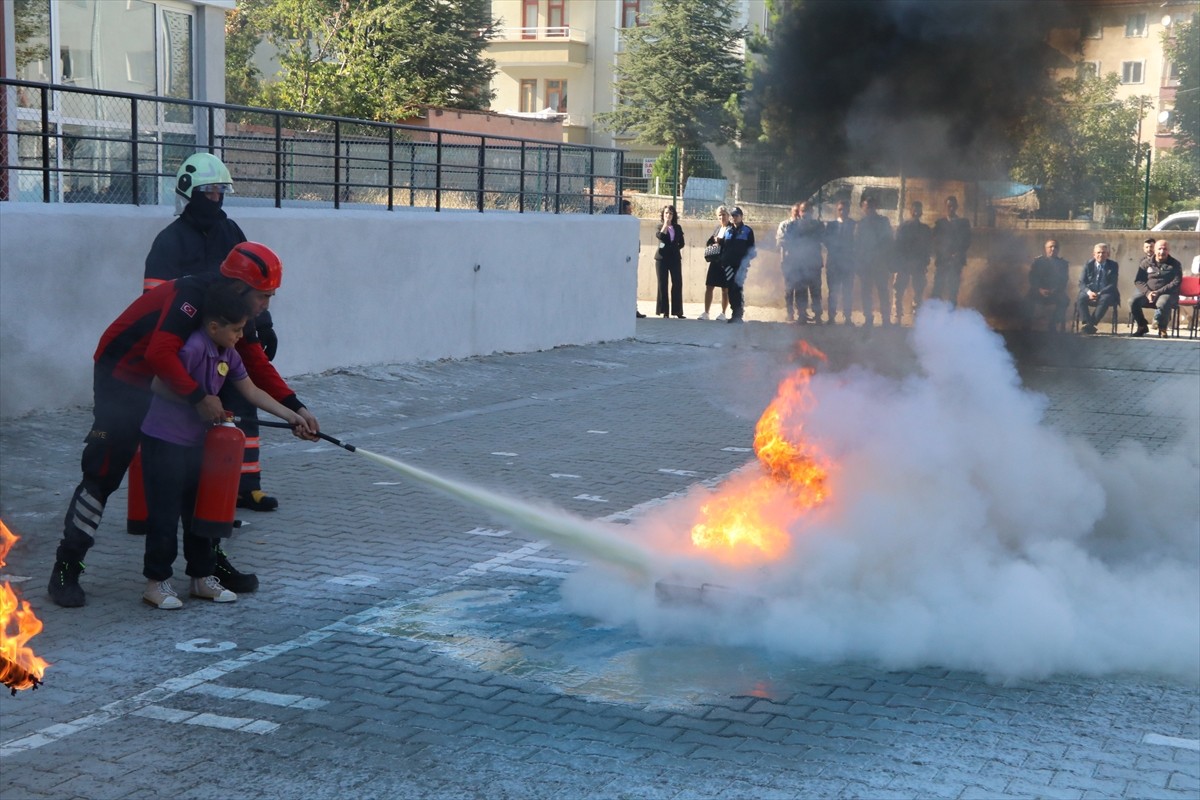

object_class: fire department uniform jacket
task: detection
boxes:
[143,206,246,292]
[143,203,277,360]
[95,273,302,413]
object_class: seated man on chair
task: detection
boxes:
[1076,242,1119,334]
[1130,239,1182,338]
[1027,239,1069,332]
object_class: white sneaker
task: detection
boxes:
[189,575,237,603]
[715,313,727,321]
[143,579,182,609]
[697,311,710,320]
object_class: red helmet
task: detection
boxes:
[220,242,282,291]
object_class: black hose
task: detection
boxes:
[251,418,357,452]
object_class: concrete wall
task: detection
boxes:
[0,204,638,418]
[634,218,1200,320]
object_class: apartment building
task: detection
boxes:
[1047,0,1195,153]
[487,0,769,176]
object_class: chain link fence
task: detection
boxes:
[621,143,1172,229]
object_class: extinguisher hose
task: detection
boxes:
[250,418,357,452]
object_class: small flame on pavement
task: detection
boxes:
[1,520,50,694]
[690,343,831,564]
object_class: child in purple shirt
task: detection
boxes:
[140,282,304,609]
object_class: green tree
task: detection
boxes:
[1162,13,1199,154]
[1148,149,1200,218]
[1010,73,1149,222]
[225,0,497,121]
[224,5,263,108]
[597,0,747,186]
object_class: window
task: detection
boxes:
[519,79,538,113]
[522,0,538,38]
[1125,13,1146,37]
[14,0,52,88]
[1166,59,1180,86]
[1077,61,1099,79]
[622,0,643,28]
[8,0,200,204]
[1121,61,1144,84]
[545,79,567,113]
[863,186,900,211]
[1083,17,1102,39]
[160,9,194,122]
[547,0,566,35]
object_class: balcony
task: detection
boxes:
[489,27,589,68]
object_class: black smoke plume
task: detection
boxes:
[745,0,1086,197]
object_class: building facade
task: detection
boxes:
[1,0,234,202]
[1047,0,1195,153]
[486,0,769,178]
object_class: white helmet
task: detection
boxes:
[174,153,234,213]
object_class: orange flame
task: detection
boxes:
[690,344,831,564]
[1,520,50,692]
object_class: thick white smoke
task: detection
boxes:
[563,303,1200,681]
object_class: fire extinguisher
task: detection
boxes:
[127,446,148,535]
[193,412,246,539]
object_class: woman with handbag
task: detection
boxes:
[655,205,686,318]
[698,206,732,320]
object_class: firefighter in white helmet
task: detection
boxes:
[144,152,282,521]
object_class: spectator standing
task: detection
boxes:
[140,283,306,609]
[698,206,732,320]
[854,196,894,328]
[1026,239,1070,332]
[1130,239,1183,337]
[893,200,932,324]
[145,153,281,513]
[824,200,856,325]
[931,195,972,308]
[1076,242,1120,334]
[654,205,686,318]
[722,207,756,323]
[776,201,824,323]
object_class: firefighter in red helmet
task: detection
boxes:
[145,154,283,515]
[49,242,319,608]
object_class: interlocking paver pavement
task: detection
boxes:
[1,306,1198,800]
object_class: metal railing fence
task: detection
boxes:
[0,78,624,214]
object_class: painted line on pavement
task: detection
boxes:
[186,684,328,709]
[0,466,748,758]
[132,704,280,735]
[1143,733,1200,751]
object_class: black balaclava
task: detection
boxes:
[181,190,228,232]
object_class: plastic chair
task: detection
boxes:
[1177,276,1200,339]
[1071,299,1118,334]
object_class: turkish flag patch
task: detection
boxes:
[181,302,197,318]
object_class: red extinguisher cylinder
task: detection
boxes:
[127,446,148,535]
[193,415,246,539]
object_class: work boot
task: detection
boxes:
[48,559,86,608]
[213,546,258,593]
[236,490,279,512]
